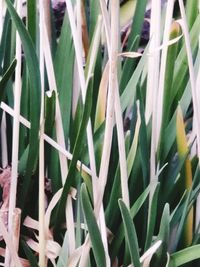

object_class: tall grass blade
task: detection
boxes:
[81,183,106,267]
[119,199,141,267]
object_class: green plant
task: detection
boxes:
[0,0,200,266]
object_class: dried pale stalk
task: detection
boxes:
[66,196,75,256]
[113,8,129,208]
[0,214,22,267]
[0,102,92,177]
[43,0,51,42]
[65,0,97,185]
[99,0,111,53]
[157,0,175,150]
[42,17,68,184]
[1,113,8,168]
[12,208,21,253]
[146,0,161,194]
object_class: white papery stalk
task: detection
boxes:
[1,113,8,168]
[65,1,111,265]
[156,0,175,151]
[92,1,119,265]
[95,0,117,217]
[6,1,22,266]
[40,0,79,259]
[146,0,161,190]
[99,0,129,208]
[64,0,97,187]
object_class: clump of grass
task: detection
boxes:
[0,0,200,266]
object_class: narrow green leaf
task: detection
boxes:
[111,184,151,260]
[5,0,41,210]
[54,14,74,139]
[54,77,93,230]
[89,0,100,39]
[56,232,69,267]
[120,0,148,92]
[171,14,200,104]
[27,0,37,45]
[0,12,12,68]
[81,184,106,267]
[119,199,141,267]
[170,245,200,266]
[160,22,181,141]
[120,45,148,111]
[185,0,198,30]
[21,240,38,267]
[162,48,200,160]
[145,183,160,250]
[44,90,56,136]
[0,58,16,101]
[152,204,170,267]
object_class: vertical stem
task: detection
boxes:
[5,0,22,266]
[178,0,200,230]
[96,0,118,215]
[157,0,175,152]
[146,0,161,190]
[0,0,3,39]
[0,0,7,169]
[1,113,8,168]
[43,0,51,43]
[39,1,46,265]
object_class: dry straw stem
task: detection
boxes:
[146,0,161,197]
[108,2,130,208]
[41,21,75,256]
[157,0,175,150]
[115,76,130,208]
[65,0,97,182]
[96,0,118,213]
[11,208,21,254]
[0,0,7,168]
[40,7,75,251]
[0,214,22,267]
[127,240,162,267]
[99,0,111,52]
[1,113,8,168]
[146,0,161,192]
[42,16,68,184]
[66,195,76,256]
[65,2,110,264]
[145,0,161,122]
[0,102,92,176]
